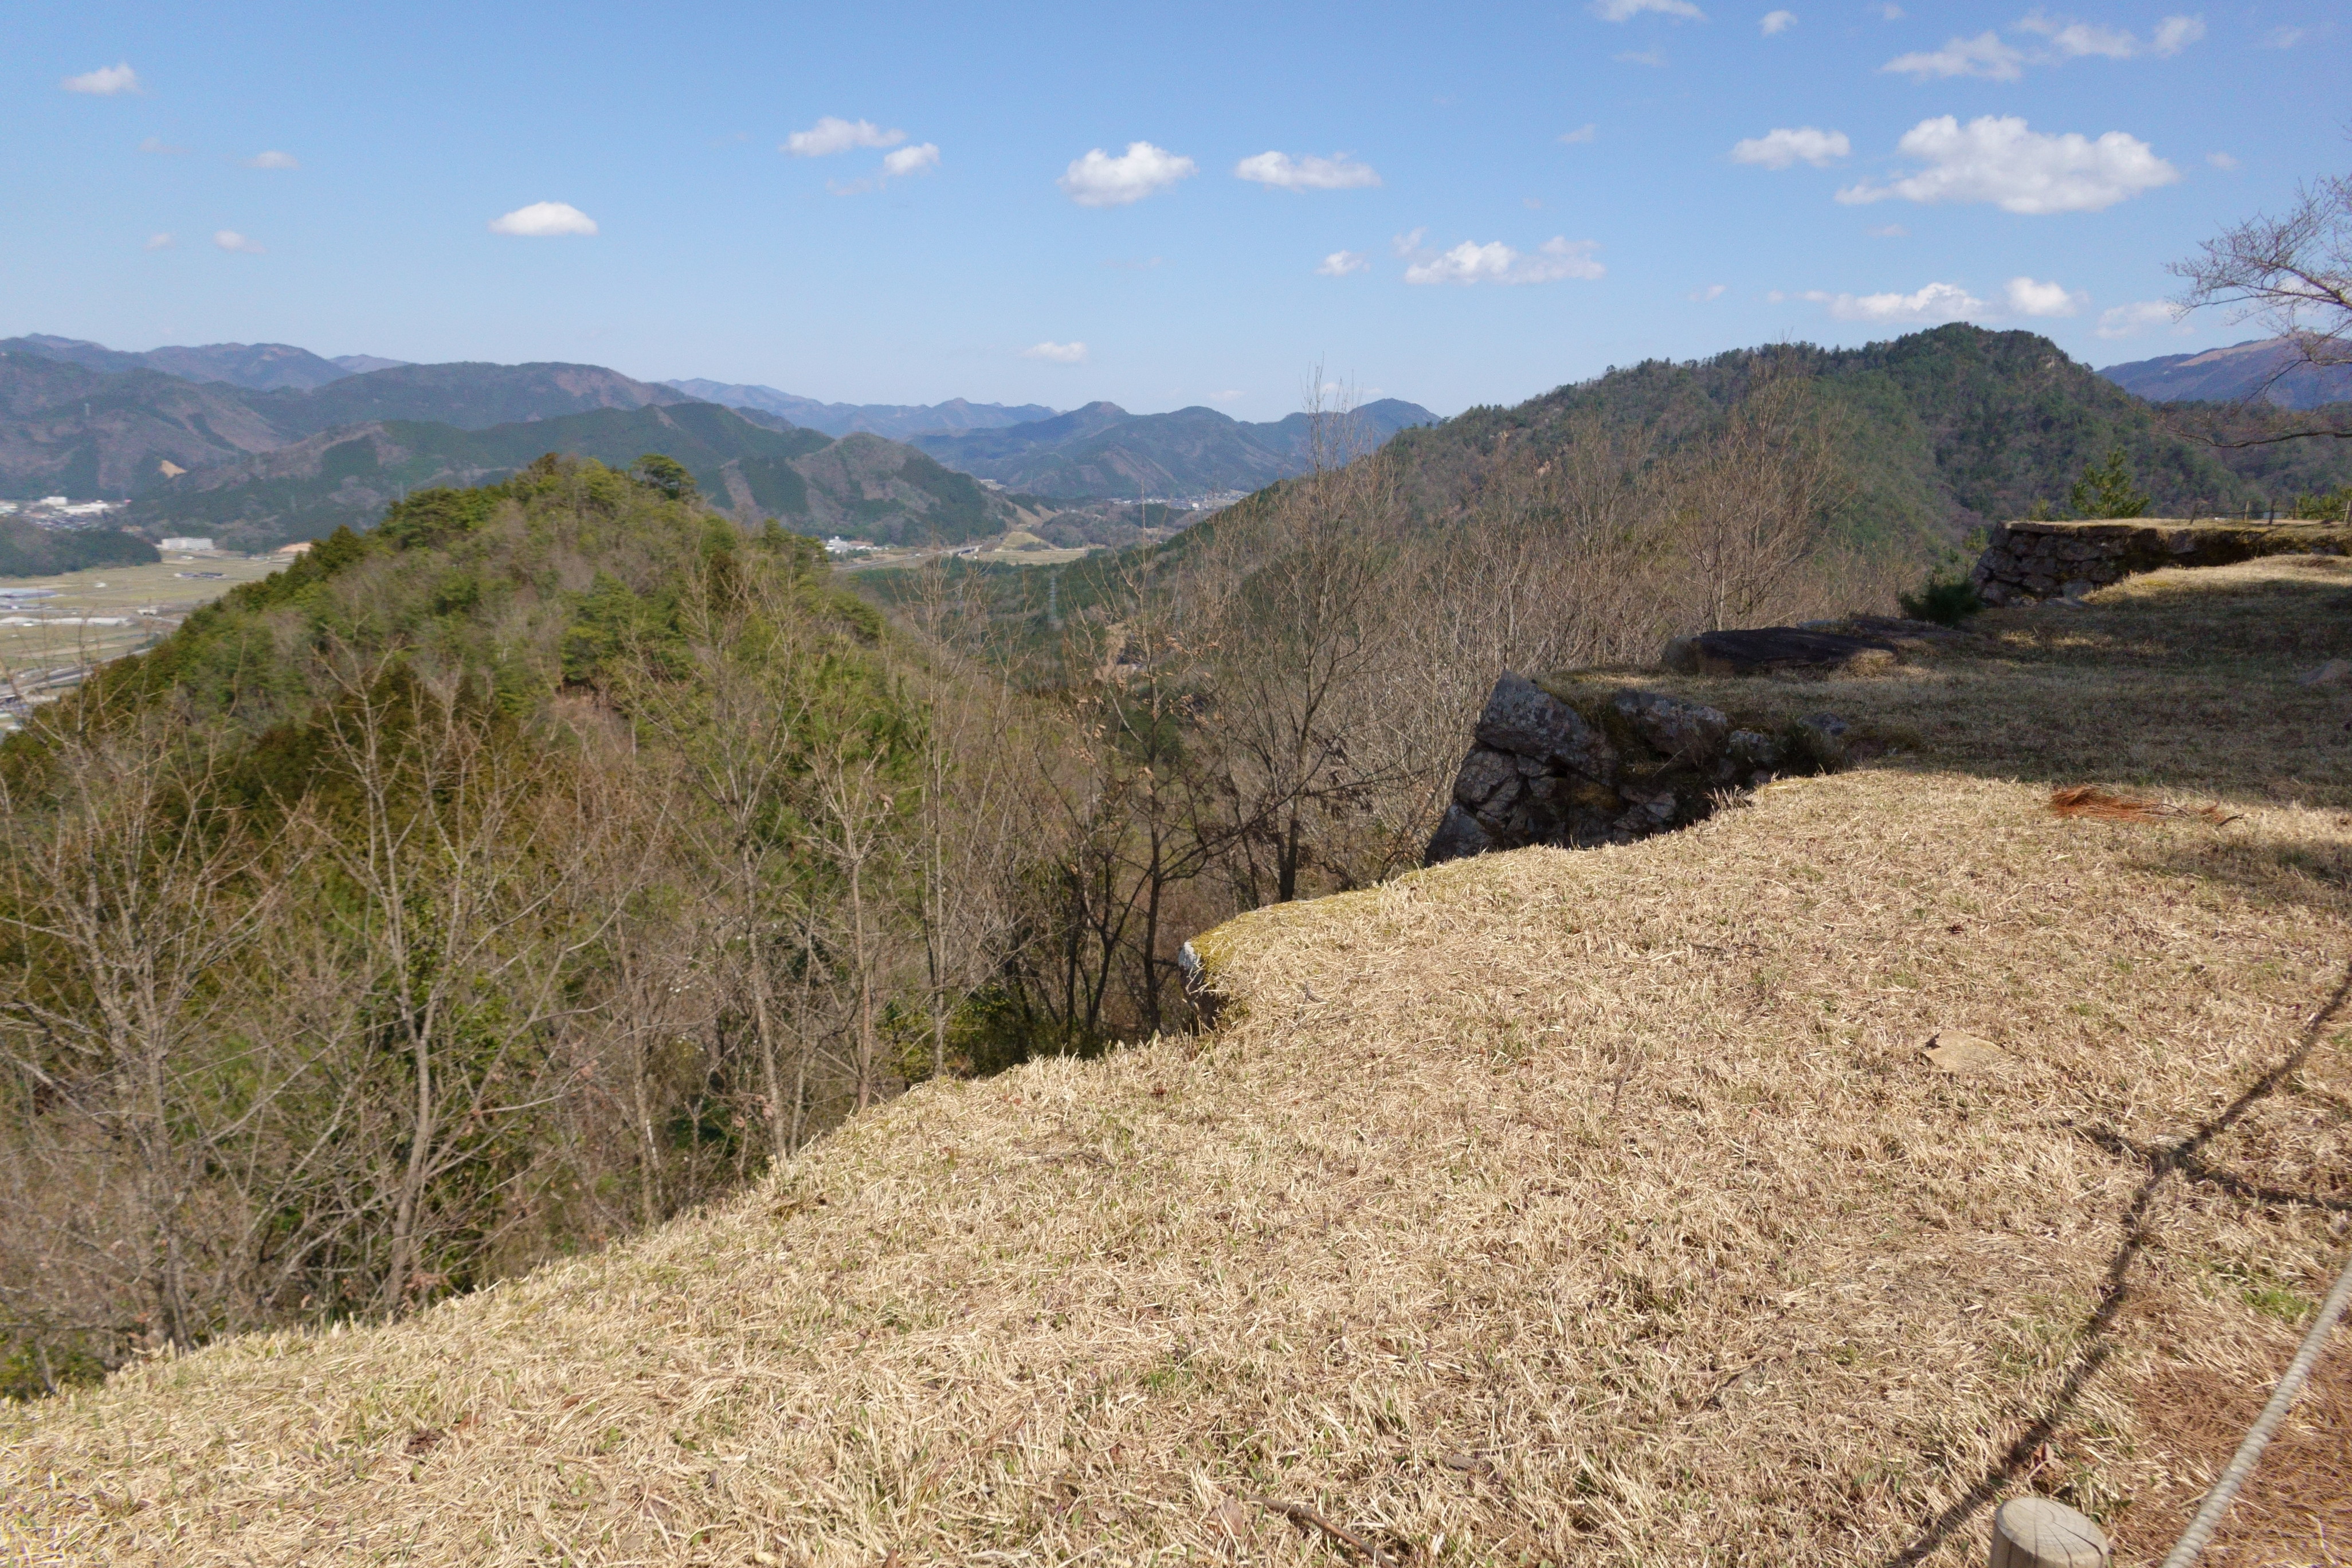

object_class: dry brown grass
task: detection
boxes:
[3,558,2350,1567]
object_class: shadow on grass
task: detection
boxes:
[1885,958,2352,1567]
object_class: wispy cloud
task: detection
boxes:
[245,150,299,170]
[1882,30,2025,79]
[144,232,174,250]
[1616,47,1669,65]
[1837,115,2177,214]
[2096,300,2182,338]
[213,230,265,254]
[1235,151,1381,191]
[2206,151,2239,171]
[1590,0,1704,19]
[62,63,140,95]
[1794,281,1985,323]
[1059,142,1196,206]
[1731,126,1850,168]
[1885,14,2204,77]
[1760,10,1797,35]
[784,116,905,156]
[1021,341,1088,364]
[1317,250,1371,277]
[2262,25,2303,48]
[1876,2,1904,16]
[1559,124,1599,144]
[1868,224,1910,238]
[1402,236,1605,285]
[138,136,187,155]
[881,143,939,178]
[488,201,598,237]
[1689,283,1728,301]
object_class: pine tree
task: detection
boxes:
[2065,448,2150,519]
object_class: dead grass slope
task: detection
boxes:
[4,560,2350,1568]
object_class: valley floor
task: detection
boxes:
[3,559,2349,1566]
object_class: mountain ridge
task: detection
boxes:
[2097,335,2352,408]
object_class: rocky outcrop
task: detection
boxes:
[1425,673,1850,865]
[1972,519,2352,606]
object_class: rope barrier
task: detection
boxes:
[2157,1245,2352,1567]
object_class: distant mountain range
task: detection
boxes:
[115,403,1020,552]
[0,342,1023,550]
[0,334,406,392]
[663,381,1057,441]
[909,398,1439,499]
[2097,336,2352,409]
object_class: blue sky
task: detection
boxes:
[3,1,2343,419]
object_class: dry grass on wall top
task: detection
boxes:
[5,559,2352,1567]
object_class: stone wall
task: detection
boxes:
[1425,673,1851,865]
[1971,519,2352,606]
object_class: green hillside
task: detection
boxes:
[0,520,159,576]
[124,403,1019,551]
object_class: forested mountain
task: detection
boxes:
[1389,324,2352,545]
[664,381,1057,440]
[911,397,1438,497]
[2099,335,2352,408]
[119,402,1020,551]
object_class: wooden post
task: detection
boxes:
[1990,1497,2110,1567]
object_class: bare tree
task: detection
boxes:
[1675,374,1855,632]
[313,657,626,1315]
[1190,381,1415,904]
[0,708,358,1357]
[2169,164,2352,441]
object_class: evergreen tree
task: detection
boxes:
[2066,448,2150,519]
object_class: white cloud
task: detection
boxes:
[144,232,174,250]
[1317,250,1371,277]
[1690,283,1728,301]
[1059,142,1196,206]
[2263,26,2303,48]
[1235,151,1381,191]
[785,116,905,157]
[1392,228,1428,256]
[1559,124,1598,144]
[1890,14,2202,78]
[245,150,299,170]
[1524,196,1544,209]
[1403,236,1605,285]
[62,63,139,95]
[881,142,939,178]
[1209,390,1245,402]
[213,230,265,254]
[488,201,598,237]
[2096,300,2182,338]
[1882,30,2025,79]
[1801,281,1986,323]
[2206,151,2239,171]
[1590,0,1704,18]
[2017,10,2205,58]
[1868,223,1910,237]
[138,136,187,155]
[1731,126,1850,168]
[1617,47,1669,65]
[1021,341,1088,364]
[1761,9,1797,34]
[1877,3,1905,16]
[1836,115,2177,214]
[2002,275,2086,316]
